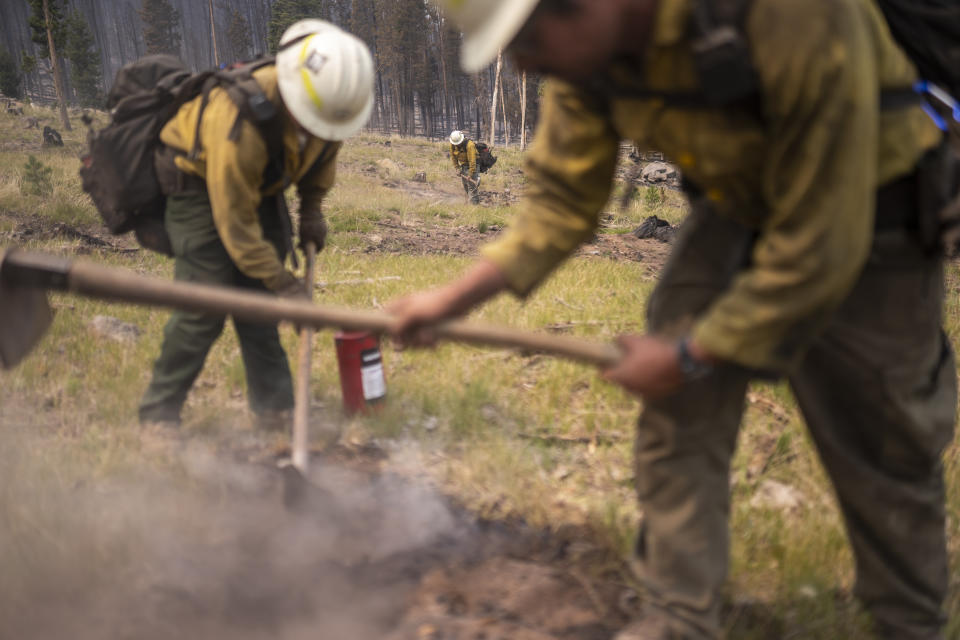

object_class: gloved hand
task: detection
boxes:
[272,271,309,299]
[299,208,327,252]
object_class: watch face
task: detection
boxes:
[678,339,712,381]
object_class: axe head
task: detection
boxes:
[0,250,53,370]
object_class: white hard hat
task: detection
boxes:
[449,130,465,145]
[433,0,541,73]
[276,20,375,141]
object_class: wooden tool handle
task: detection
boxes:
[292,243,317,472]
[2,249,624,368]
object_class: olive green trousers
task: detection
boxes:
[636,202,956,639]
[459,167,480,204]
[139,191,293,423]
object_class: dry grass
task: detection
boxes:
[0,107,957,638]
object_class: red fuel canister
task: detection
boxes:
[334,331,387,414]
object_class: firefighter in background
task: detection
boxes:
[139,20,374,432]
[393,0,956,638]
[449,130,480,204]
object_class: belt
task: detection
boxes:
[156,145,207,195]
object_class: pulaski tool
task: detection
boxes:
[0,248,622,372]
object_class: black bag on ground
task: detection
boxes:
[475,141,497,173]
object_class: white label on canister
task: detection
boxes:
[361,361,386,400]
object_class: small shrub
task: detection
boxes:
[643,185,665,210]
[478,220,489,234]
[22,155,53,196]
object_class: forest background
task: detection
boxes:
[0,0,535,145]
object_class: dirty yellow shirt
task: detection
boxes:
[159,65,342,290]
[451,140,478,175]
[482,0,942,372]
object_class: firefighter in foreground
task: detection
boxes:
[391,1,956,638]
[139,21,374,430]
[449,129,480,204]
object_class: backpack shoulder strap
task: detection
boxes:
[187,59,286,186]
[589,0,758,110]
[594,0,919,115]
[297,140,338,191]
[222,60,287,186]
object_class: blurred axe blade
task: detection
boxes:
[0,280,52,370]
[0,249,55,370]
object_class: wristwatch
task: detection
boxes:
[677,338,714,381]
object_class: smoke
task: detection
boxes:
[0,422,464,640]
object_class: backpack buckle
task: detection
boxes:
[248,93,277,122]
[692,25,757,106]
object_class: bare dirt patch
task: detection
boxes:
[1,209,137,254]
[349,219,672,273]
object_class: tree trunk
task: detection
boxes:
[43,0,71,131]
[520,70,527,150]
[499,68,508,146]
[438,22,450,136]
[473,74,484,140]
[209,0,220,67]
[489,49,502,146]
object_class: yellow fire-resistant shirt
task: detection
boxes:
[481,0,942,372]
[451,140,479,175]
[158,65,342,290]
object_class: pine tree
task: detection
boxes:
[139,0,183,57]
[28,0,67,59]
[226,8,253,62]
[267,0,324,53]
[28,0,71,130]
[20,52,37,98]
[64,10,102,107]
[0,49,23,99]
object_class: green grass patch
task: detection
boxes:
[1,117,958,636]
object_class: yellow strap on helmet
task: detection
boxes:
[299,34,324,111]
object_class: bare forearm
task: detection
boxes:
[435,258,508,319]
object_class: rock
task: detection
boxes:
[24,117,39,130]
[653,225,677,243]
[632,215,677,243]
[7,106,23,116]
[750,479,805,513]
[42,126,64,147]
[412,171,427,183]
[376,158,401,175]
[89,315,141,343]
[640,161,677,184]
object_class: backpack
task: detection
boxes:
[593,0,960,253]
[475,141,497,173]
[876,1,960,103]
[80,55,287,255]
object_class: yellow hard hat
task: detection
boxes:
[276,20,375,141]
[432,0,541,73]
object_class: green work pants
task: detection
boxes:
[139,191,293,423]
[459,166,479,204]
[635,198,956,639]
